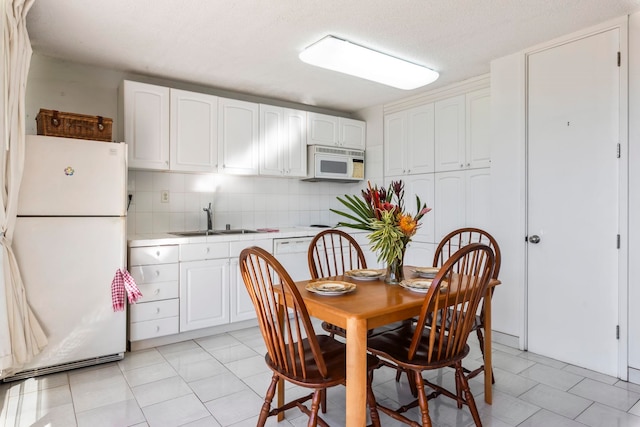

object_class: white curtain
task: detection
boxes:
[0,0,47,379]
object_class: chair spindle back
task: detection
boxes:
[308,229,366,279]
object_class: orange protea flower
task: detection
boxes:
[398,214,418,236]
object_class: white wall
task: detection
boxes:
[25,55,375,235]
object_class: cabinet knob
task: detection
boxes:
[466,163,470,167]
[156,251,161,257]
[154,289,160,295]
[205,247,210,253]
[156,307,160,314]
[155,270,160,276]
[407,169,411,174]
[460,164,464,168]
[156,326,160,332]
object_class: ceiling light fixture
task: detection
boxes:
[299,35,439,90]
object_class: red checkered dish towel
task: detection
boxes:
[111,268,142,311]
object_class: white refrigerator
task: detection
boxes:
[8,135,127,380]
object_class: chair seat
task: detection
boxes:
[368,326,470,371]
[266,335,380,388]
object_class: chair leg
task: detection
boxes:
[476,327,495,384]
[307,390,324,427]
[366,370,382,427]
[258,374,279,426]
[456,363,483,427]
[320,388,327,413]
[413,370,433,427]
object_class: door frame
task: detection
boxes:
[523,17,629,379]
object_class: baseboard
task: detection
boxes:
[492,329,521,349]
[628,367,640,385]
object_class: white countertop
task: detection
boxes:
[127,226,354,247]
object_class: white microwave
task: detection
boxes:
[303,145,364,182]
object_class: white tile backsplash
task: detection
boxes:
[126,170,375,235]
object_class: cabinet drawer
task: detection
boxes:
[230,238,273,256]
[129,316,179,341]
[180,242,229,261]
[130,263,179,284]
[129,245,179,266]
[130,299,179,323]
[137,280,179,303]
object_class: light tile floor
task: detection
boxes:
[2,322,640,427]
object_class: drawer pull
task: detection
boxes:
[156,307,160,314]
[156,326,160,332]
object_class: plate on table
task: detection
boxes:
[412,267,440,278]
[345,269,384,281]
[306,280,356,296]
[399,278,434,293]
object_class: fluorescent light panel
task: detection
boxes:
[299,35,439,90]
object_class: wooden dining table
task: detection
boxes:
[289,266,501,427]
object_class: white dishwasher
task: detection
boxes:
[273,236,314,282]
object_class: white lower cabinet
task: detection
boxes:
[434,168,491,242]
[229,257,256,322]
[128,245,180,341]
[179,259,230,331]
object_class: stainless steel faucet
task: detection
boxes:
[203,202,213,231]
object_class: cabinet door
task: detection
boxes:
[435,95,466,172]
[260,106,307,177]
[340,118,366,149]
[122,81,170,170]
[308,113,339,146]
[466,88,491,169]
[229,258,257,322]
[405,174,435,243]
[434,171,466,242]
[405,241,435,267]
[218,98,259,175]
[284,108,307,177]
[259,104,284,176]
[384,112,407,176]
[179,259,229,331]
[407,104,435,174]
[465,168,491,231]
[170,89,218,172]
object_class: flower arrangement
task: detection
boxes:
[331,180,431,283]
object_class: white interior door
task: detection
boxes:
[527,29,620,376]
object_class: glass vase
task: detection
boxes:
[384,250,405,285]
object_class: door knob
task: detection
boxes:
[529,235,541,244]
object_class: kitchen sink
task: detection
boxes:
[169,229,261,237]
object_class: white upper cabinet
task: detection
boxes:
[340,117,366,150]
[170,89,218,172]
[121,81,170,170]
[384,103,435,176]
[435,90,491,172]
[465,88,491,169]
[259,105,307,177]
[308,112,365,149]
[434,95,466,172]
[218,97,260,175]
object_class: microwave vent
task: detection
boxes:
[312,145,364,158]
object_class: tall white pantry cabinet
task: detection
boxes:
[384,83,492,265]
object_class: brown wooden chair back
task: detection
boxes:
[410,243,495,363]
[240,246,328,379]
[433,227,501,280]
[308,229,367,279]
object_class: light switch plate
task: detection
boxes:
[161,190,169,203]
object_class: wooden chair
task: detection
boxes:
[367,243,496,427]
[239,246,381,427]
[433,227,501,382]
[308,229,367,337]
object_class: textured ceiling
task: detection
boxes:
[26,0,640,113]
